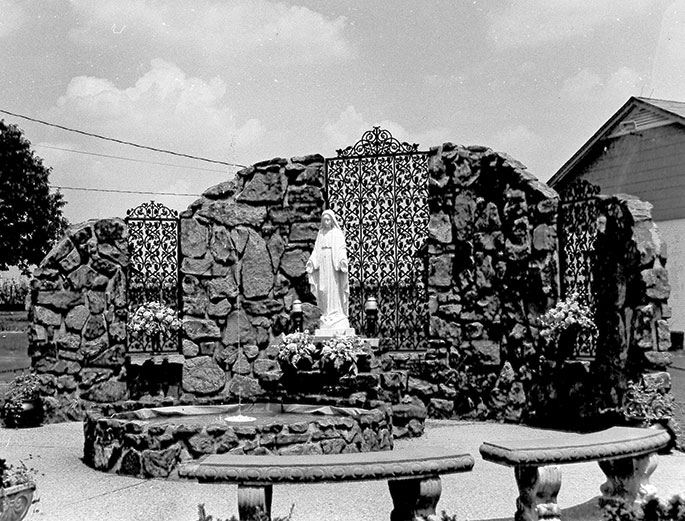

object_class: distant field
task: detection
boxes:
[0,311,30,383]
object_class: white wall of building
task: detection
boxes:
[657,218,685,333]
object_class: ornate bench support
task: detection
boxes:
[514,465,562,521]
[598,453,658,506]
[237,484,273,521]
[388,475,442,521]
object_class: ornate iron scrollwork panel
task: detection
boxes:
[325,127,429,350]
[558,179,601,358]
[126,201,180,354]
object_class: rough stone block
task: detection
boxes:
[34,305,62,327]
[182,356,225,395]
[183,319,221,342]
[428,212,452,244]
[641,266,670,300]
[210,225,237,264]
[197,200,267,228]
[472,339,500,365]
[207,275,239,302]
[532,224,556,251]
[180,218,209,259]
[429,254,453,287]
[236,170,286,203]
[280,249,309,279]
[68,265,98,290]
[242,232,273,298]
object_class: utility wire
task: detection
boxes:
[34,144,229,173]
[0,108,246,168]
[53,185,200,196]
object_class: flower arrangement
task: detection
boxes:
[129,301,182,337]
[620,379,675,426]
[320,334,369,378]
[2,373,43,428]
[538,293,596,343]
[276,330,318,372]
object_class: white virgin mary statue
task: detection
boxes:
[306,210,353,333]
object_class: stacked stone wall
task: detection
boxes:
[590,195,671,412]
[28,219,129,420]
[391,144,559,422]
[26,145,671,429]
[177,154,326,399]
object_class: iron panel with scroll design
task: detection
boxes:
[325,127,429,351]
[558,179,601,358]
[126,201,180,354]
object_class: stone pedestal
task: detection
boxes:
[314,328,356,339]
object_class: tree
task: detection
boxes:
[0,120,68,274]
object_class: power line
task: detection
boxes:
[0,108,246,168]
[53,185,200,196]
[34,144,229,173]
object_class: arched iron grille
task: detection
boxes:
[325,127,430,351]
[558,179,601,358]
[125,201,180,353]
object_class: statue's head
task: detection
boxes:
[320,210,340,232]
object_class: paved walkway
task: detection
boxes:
[2,420,685,521]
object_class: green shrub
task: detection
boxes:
[197,504,294,521]
[603,494,685,521]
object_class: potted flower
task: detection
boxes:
[538,293,596,359]
[276,330,318,373]
[0,459,38,521]
[129,301,183,352]
[620,379,675,428]
[319,334,369,379]
[2,373,43,428]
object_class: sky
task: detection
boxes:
[3,0,685,225]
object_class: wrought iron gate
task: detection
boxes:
[126,201,181,353]
[558,179,601,358]
[325,127,429,351]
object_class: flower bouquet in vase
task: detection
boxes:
[276,330,318,373]
[538,293,596,360]
[319,334,368,379]
[128,301,182,352]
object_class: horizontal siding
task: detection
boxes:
[576,125,685,221]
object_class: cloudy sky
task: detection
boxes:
[2,0,685,224]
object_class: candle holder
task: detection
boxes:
[364,296,378,337]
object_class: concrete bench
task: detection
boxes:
[479,426,672,521]
[179,446,474,521]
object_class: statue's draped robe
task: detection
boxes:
[306,227,349,328]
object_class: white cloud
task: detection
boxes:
[560,66,642,104]
[49,59,264,160]
[67,0,354,66]
[323,106,452,154]
[0,0,26,38]
[488,0,653,49]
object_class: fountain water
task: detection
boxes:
[224,297,256,424]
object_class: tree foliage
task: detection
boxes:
[0,120,68,273]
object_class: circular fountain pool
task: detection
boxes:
[84,402,393,478]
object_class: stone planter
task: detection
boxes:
[0,483,36,521]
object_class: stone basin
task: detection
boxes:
[83,402,393,478]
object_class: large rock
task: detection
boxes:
[142,445,181,478]
[210,225,236,264]
[242,232,273,298]
[86,379,128,402]
[428,212,452,244]
[36,290,84,311]
[429,254,453,287]
[180,218,209,258]
[197,200,266,228]
[236,170,286,203]
[222,310,256,346]
[280,249,309,279]
[182,356,225,394]
[183,319,221,342]
[207,275,239,301]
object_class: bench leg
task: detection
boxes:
[388,475,442,521]
[237,484,273,521]
[514,465,562,521]
[598,452,658,506]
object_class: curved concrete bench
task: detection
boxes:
[479,426,672,521]
[180,446,474,521]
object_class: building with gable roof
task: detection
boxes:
[549,96,685,334]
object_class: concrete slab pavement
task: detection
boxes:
[2,420,685,521]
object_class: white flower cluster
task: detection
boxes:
[129,301,182,337]
[277,330,317,368]
[539,293,596,341]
